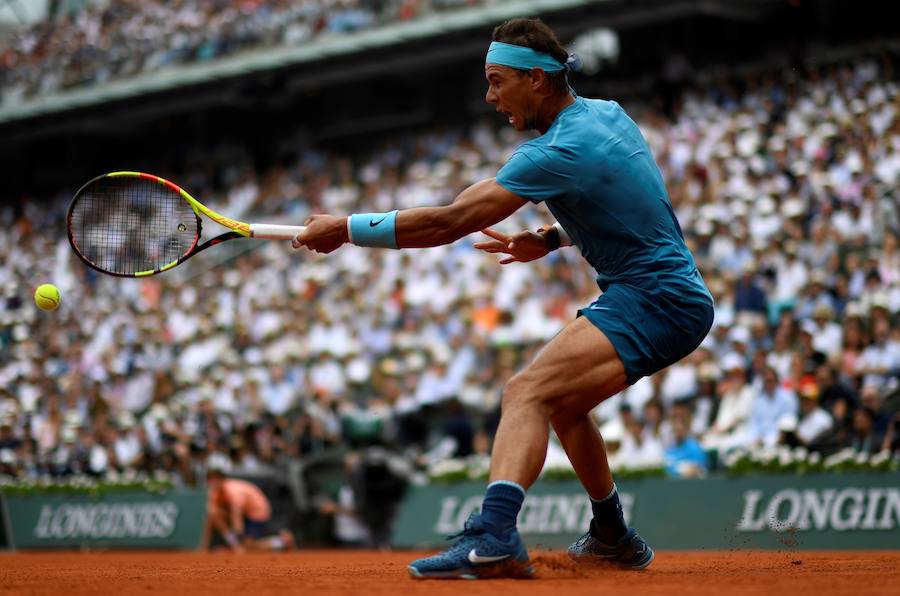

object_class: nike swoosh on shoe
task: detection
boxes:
[467,549,511,565]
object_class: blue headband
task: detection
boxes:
[486,41,565,72]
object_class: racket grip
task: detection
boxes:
[249,223,306,240]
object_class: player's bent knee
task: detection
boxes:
[501,372,560,416]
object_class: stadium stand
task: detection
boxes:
[1,0,492,103]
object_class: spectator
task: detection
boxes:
[704,353,754,452]
[746,367,798,448]
[619,417,665,470]
[665,417,707,478]
[0,1,492,104]
[848,408,882,454]
[792,379,834,450]
[734,264,768,320]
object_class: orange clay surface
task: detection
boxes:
[1,550,898,596]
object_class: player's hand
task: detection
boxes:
[292,214,349,254]
[474,228,552,264]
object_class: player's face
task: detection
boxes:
[485,64,536,131]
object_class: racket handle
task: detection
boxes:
[249,223,306,240]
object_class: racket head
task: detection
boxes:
[67,172,202,277]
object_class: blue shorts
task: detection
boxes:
[244,518,268,539]
[579,284,714,385]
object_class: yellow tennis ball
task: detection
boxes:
[34,283,61,311]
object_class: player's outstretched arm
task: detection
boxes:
[292,178,526,253]
[395,178,526,247]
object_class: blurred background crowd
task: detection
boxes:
[0,0,488,104]
[2,44,899,490]
[0,0,899,547]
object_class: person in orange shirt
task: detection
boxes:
[204,469,293,552]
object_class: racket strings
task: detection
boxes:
[69,177,200,275]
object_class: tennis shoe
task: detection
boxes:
[408,512,532,579]
[567,526,654,570]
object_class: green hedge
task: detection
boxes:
[0,475,175,496]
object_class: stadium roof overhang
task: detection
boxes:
[0,0,781,135]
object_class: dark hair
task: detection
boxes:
[492,17,570,95]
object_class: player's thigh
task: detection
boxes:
[506,316,627,418]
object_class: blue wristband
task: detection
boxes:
[348,211,398,249]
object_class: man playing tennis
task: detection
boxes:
[293,18,714,579]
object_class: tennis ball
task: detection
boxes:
[34,283,60,311]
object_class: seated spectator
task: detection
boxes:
[703,353,753,452]
[641,400,672,449]
[619,417,665,470]
[815,364,859,413]
[746,367,798,447]
[846,406,884,454]
[734,263,767,319]
[665,417,707,478]
[856,319,900,390]
[793,379,835,451]
[860,383,895,440]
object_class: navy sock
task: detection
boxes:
[590,484,628,545]
[480,481,525,537]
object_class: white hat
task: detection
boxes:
[721,352,746,371]
[757,196,776,216]
[729,326,751,345]
[600,420,624,443]
[799,320,818,335]
[695,219,714,236]
[782,198,805,218]
[791,161,810,176]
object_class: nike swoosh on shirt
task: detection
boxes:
[369,217,386,227]
[467,549,510,564]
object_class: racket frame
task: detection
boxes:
[67,171,300,278]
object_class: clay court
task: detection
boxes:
[1,550,898,596]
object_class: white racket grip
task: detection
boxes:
[249,223,306,240]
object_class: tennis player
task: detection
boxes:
[204,469,294,553]
[293,18,714,579]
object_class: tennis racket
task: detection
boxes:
[67,171,305,277]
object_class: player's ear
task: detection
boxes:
[529,68,549,93]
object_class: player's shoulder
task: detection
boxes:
[576,96,627,120]
[507,137,569,171]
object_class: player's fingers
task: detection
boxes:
[499,256,518,265]
[292,231,308,249]
[480,228,509,243]
[473,240,507,252]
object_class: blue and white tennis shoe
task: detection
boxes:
[567,526,655,570]
[408,512,533,579]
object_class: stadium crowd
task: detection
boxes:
[0,47,899,500]
[0,0,487,104]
